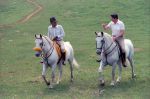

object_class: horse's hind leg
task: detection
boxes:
[68,59,73,82]
[128,57,136,78]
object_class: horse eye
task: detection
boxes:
[101,40,105,43]
[40,43,43,46]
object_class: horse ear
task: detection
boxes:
[101,32,104,36]
[95,32,97,35]
[40,34,42,38]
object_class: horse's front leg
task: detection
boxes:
[116,61,122,83]
[98,62,105,86]
[51,64,57,83]
[57,62,63,84]
[111,63,117,86]
[42,64,50,86]
[48,64,57,89]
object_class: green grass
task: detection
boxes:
[0,0,35,24]
[0,0,150,99]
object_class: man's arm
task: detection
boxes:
[48,27,53,40]
[102,24,109,30]
[57,25,65,39]
[116,22,125,38]
[118,30,125,37]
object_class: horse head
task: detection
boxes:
[33,34,43,57]
[95,32,105,55]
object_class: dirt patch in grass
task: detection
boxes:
[134,47,143,52]
[0,0,43,29]
[28,76,43,84]
[0,71,15,77]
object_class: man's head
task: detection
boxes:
[50,17,57,27]
[110,13,118,23]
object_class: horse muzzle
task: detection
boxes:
[33,47,42,57]
[96,49,101,55]
[35,51,41,57]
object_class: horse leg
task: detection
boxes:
[49,64,57,89]
[42,64,50,86]
[98,62,105,86]
[110,63,117,86]
[128,57,136,78]
[68,59,73,82]
[117,61,122,83]
[57,62,63,84]
[51,64,57,83]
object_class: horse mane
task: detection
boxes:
[103,32,112,41]
[103,32,111,38]
[42,35,53,44]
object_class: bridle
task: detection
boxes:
[96,36,117,55]
[36,36,55,60]
[96,36,105,52]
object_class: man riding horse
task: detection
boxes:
[102,13,127,67]
[47,17,66,65]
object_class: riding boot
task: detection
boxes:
[122,52,127,67]
[62,52,66,65]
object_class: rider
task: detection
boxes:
[102,13,127,67]
[47,17,66,65]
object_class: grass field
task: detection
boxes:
[0,0,149,99]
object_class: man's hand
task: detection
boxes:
[112,36,116,41]
[53,36,61,41]
[101,23,108,30]
[53,36,58,41]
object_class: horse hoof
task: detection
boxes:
[47,82,50,86]
[48,85,53,89]
[110,83,115,86]
[100,83,105,87]
[70,79,74,83]
[100,80,105,87]
[116,80,121,83]
[116,78,121,83]
[110,82,115,86]
[132,74,136,78]
[56,81,59,85]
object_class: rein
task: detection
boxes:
[103,39,118,64]
[96,36,119,64]
[103,42,117,55]
[41,36,55,65]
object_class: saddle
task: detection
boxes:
[115,41,127,67]
[53,41,66,64]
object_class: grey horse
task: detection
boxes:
[95,32,136,86]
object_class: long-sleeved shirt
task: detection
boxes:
[47,25,65,40]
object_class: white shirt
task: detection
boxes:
[48,25,65,40]
[106,19,125,36]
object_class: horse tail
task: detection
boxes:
[65,41,80,69]
[73,58,80,68]
[126,39,134,57]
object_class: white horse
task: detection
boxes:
[33,34,79,88]
[95,32,136,86]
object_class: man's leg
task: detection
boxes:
[116,37,127,67]
[59,41,66,65]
